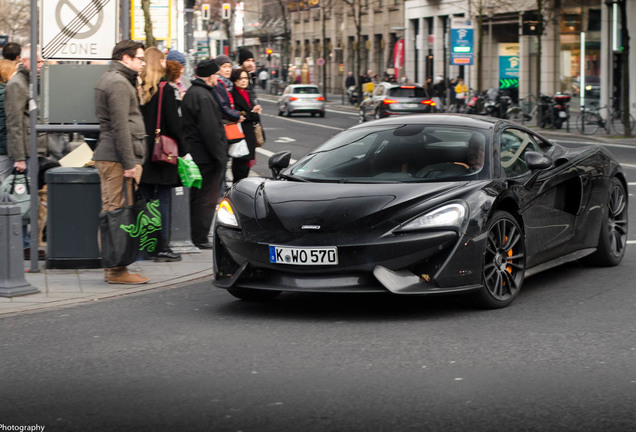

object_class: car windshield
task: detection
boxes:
[388,87,429,98]
[288,124,489,183]
[293,87,320,94]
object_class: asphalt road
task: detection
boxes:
[2,256,635,431]
[2,106,636,432]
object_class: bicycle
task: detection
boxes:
[576,100,636,135]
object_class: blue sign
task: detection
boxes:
[450,27,474,65]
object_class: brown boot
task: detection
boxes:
[106,269,149,285]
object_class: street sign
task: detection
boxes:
[499,43,520,89]
[41,0,119,60]
[316,58,325,66]
[450,18,474,66]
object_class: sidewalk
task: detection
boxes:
[0,250,214,317]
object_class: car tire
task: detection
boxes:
[227,288,282,301]
[473,211,526,309]
[319,111,325,118]
[358,108,366,123]
[278,107,283,116]
[580,177,628,267]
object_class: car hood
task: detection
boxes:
[246,180,470,233]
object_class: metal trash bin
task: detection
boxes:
[45,167,102,269]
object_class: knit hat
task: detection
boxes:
[214,55,232,67]
[238,48,254,65]
[196,59,219,77]
[166,50,186,65]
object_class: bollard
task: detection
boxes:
[168,186,200,253]
[0,200,39,297]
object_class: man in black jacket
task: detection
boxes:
[181,59,226,249]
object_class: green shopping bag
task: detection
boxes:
[178,156,202,189]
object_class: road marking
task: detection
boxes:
[275,137,296,143]
[261,113,346,131]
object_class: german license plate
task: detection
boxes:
[269,246,338,265]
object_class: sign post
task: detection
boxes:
[450,18,474,66]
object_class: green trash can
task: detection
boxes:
[45,167,102,269]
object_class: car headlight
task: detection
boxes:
[216,199,239,227]
[397,203,467,232]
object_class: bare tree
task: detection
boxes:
[339,0,363,88]
[0,0,30,41]
[141,0,157,47]
[276,0,291,80]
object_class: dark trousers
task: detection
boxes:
[190,162,223,244]
[231,158,250,183]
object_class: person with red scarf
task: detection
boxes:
[229,68,262,182]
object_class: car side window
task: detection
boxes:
[499,129,540,177]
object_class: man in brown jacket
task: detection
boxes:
[93,40,148,285]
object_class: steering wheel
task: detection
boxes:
[415,162,471,179]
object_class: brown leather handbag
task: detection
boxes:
[151,82,179,165]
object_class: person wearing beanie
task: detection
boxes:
[181,59,226,249]
[165,50,186,66]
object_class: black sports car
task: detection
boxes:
[213,115,628,308]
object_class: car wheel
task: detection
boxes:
[474,211,526,309]
[580,177,628,267]
[319,111,325,118]
[227,288,282,301]
[311,112,316,117]
[358,108,366,123]
[278,107,283,116]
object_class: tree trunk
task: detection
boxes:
[619,0,632,137]
[141,0,156,47]
[536,0,543,126]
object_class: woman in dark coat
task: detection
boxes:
[229,67,263,182]
[139,47,186,262]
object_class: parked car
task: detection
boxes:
[212,114,628,309]
[277,84,326,117]
[359,82,436,122]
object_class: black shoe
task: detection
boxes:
[194,242,214,249]
[154,250,182,262]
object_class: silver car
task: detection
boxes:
[278,84,326,117]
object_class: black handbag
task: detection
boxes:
[99,180,162,268]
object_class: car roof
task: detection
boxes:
[349,113,500,130]
[288,84,319,88]
[381,82,425,89]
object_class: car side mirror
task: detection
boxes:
[523,151,552,189]
[525,151,552,170]
[268,151,292,178]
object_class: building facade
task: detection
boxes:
[404,0,636,112]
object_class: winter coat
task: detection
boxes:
[214,77,241,122]
[0,83,6,155]
[93,61,147,170]
[181,78,227,168]
[140,79,186,186]
[5,65,48,161]
[230,86,259,160]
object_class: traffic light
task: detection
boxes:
[266,48,273,61]
[202,4,210,20]
[222,3,231,20]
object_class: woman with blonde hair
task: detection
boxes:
[139,47,185,262]
[0,58,17,182]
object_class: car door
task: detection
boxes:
[497,128,585,268]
